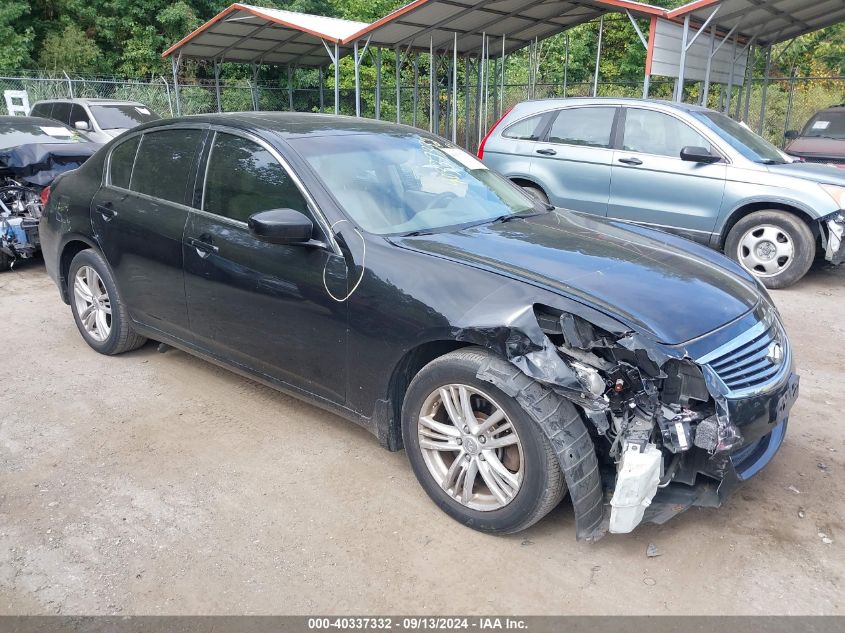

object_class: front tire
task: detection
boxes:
[402,347,565,534]
[68,249,147,355]
[724,210,814,289]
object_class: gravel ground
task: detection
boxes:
[0,259,843,615]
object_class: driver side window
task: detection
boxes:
[623,109,712,158]
[203,132,309,224]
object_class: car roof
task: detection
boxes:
[514,96,714,114]
[130,111,430,139]
[0,115,71,127]
[32,98,147,107]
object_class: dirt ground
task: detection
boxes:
[0,259,843,615]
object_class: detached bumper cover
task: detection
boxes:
[644,371,798,525]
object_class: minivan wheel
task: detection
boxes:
[402,347,565,534]
[68,249,147,355]
[519,185,549,204]
[724,210,815,289]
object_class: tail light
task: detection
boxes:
[477,107,513,160]
[40,186,51,207]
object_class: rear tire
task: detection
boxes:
[68,249,147,355]
[402,347,565,534]
[724,210,814,289]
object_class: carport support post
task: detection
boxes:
[702,27,716,106]
[592,15,603,98]
[171,53,182,116]
[395,47,401,124]
[563,34,569,97]
[251,63,260,111]
[758,45,772,135]
[375,47,382,120]
[319,66,324,113]
[741,43,755,120]
[452,33,458,143]
[214,59,222,113]
[334,44,340,114]
[429,37,435,133]
[464,54,470,148]
[287,65,294,111]
[783,72,796,145]
[413,54,419,128]
[674,14,690,102]
[724,35,737,113]
[500,36,506,117]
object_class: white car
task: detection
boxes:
[29,99,160,144]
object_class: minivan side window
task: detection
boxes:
[502,114,546,140]
[69,104,90,129]
[130,129,203,205]
[623,109,713,158]
[546,107,616,148]
[203,132,309,224]
[31,103,54,119]
[109,137,140,189]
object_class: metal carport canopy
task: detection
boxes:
[341,0,665,56]
[667,0,845,46]
[161,3,368,65]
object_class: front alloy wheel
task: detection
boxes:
[418,384,523,511]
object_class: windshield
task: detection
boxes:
[290,133,538,235]
[0,119,86,149]
[802,111,845,139]
[691,110,785,163]
[89,104,160,130]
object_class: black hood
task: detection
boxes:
[393,211,760,345]
[0,141,101,186]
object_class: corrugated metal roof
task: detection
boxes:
[162,3,368,65]
[345,0,665,56]
[668,0,845,46]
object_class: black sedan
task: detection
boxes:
[39,114,799,539]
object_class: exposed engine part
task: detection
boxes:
[609,442,663,534]
[0,178,43,269]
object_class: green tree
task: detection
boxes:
[38,24,102,73]
[0,1,35,72]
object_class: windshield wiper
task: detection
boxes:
[757,158,786,165]
[398,229,432,237]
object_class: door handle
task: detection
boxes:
[186,236,219,258]
[96,204,116,220]
[536,148,557,156]
[618,157,643,166]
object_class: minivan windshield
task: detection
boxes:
[691,110,785,164]
[89,104,160,130]
[290,133,540,235]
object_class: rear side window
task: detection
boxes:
[109,137,140,189]
[546,107,616,148]
[502,114,546,140]
[203,132,308,223]
[69,104,90,128]
[130,129,203,205]
[51,102,72,125]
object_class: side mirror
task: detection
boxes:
[74,120,89,131]
[784,129,800,140]
[680,145,721,164]
[248,208,313,245]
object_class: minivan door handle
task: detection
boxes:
[618,157,643,166]
[536,148,557,156]
[186,236,219,258]
[96,204,116,220]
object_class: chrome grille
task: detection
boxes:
[699,318,788,393]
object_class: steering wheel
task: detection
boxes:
[421,191,458,211]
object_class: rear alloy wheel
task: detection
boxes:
[402,347,565,534]
[725,210,815,289]
[68,249,147,355]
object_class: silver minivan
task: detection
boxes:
[480,98,845,288]
[29,99,160,144]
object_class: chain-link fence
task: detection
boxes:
[3,72,843,150]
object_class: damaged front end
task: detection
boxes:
[0,178,43,268]
[820,211,845,265]
[470,298,798,540]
